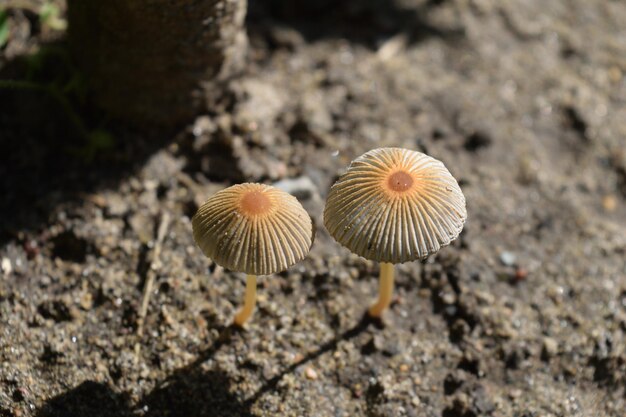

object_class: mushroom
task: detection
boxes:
[324,147,466,318]
[192,183,314,326]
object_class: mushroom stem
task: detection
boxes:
[368,262,395,317]
[234,274,257,326]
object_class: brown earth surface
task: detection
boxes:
[1,0,626,416]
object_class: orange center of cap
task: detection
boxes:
[387,171,414,192]
[239,190,272,215]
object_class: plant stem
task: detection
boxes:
[368,262,395,317]
[234,274,257,326]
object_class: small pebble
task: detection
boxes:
[602,195,617,212]
[305,367,318,380]
[1,258,12,275]
[514,267,528,282]
[542,337,559,359]
[273,176,319,201]
[441,292,456,305]
[79,292,93,310]
[608,66,622,83]
[500,251,517,266]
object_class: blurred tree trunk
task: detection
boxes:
[67,0,247,126]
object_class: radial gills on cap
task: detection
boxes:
[324,147,466,264]
[192,183,314,276]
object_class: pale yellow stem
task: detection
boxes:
[368,263,395,317]
[234,274,257,326]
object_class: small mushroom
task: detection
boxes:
[324,147,466,318]
[192,183,314,326]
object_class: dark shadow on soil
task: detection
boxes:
[141,369,250,417]
[34,371,248,417]
[35,327,251,417]
[248,0,465,50]
[0,41,176,247]
[35,381,133,417]
[243,313,372,406]
[34,316,372,417]
[143,314,370,412]
[160,325,241,380]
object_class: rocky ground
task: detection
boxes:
[1,0,626,416]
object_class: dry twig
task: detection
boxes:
[134,211,171,362]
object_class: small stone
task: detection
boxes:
[269,26,305,49]
[547,285,565,304]
[234,79,287,140]
[441,292,456,305]
[141,150,184,185]
[192,115,216,139]
[129,213,154,244]
[542,337,559,360]
[500,251,517,266]
[609,66,622,83]
[449,393,470,414]
[87,194,107,207]
[1,257,12,275]
[79,292,93,310]
[273,176,319,201]
[305,367,318,380]
[301,90,333,134]
[602,195,617,212]
[23,240,39,260]
[514,267,528,282]
[105,194,129,217]
[472,385,496,414]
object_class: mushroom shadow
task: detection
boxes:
[140,368,251,417]
[145,316,371,410]
[242,313,373,407]
[33,317,371,417]
[35,372,250,417]
[35,380,133,417]
[161,324,240,378]
[247,0,465,50]
[35,327,250,417]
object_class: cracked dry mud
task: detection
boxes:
[1,0,626,416]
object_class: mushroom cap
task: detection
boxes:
[324,147,466,263]
[192,183,314,275]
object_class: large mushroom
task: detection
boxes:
[192,183,314,326]
[324,147,466,318]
